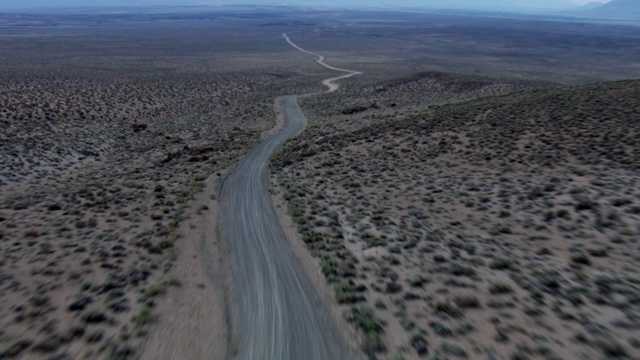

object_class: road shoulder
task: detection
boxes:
[270,160,365,359]
[137,172,231,360]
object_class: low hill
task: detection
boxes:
[575,1,605,11]
[274,78,640,358]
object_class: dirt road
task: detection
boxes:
[220,35,360,359]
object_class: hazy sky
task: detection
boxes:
[0,0,612,10]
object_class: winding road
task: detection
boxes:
[220,34,361,360]
[283,33,362,92]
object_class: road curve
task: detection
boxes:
[283,33,362,92]
[220,35,361,360]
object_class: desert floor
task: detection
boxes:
[0,15,333,359]
[274,73,640,360]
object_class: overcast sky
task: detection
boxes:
[0,0,612,11]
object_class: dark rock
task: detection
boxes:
[132,123,148,133]
[46,204,62,211]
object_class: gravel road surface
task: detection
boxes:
[220,35,360,360]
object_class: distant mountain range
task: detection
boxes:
[578,0,640,19]
[1,0,637,21]
[575,2,605,11]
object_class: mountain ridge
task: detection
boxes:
[584,0,640,19]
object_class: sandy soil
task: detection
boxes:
[137,171,230,360]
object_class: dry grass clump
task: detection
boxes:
[273,77,640,359]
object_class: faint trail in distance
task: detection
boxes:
[283,33,362,92]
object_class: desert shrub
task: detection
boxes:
[611,198,632,207]
[346,307,385,353]
[23,229,39,238]
[450,264,476,277]
[408,276,428,288]
[489,258,513,270]
[441,342,467,357]
[527,188,545,200]
[133,306,156,330]
[365,333,386,353]
[556,209,571,219]
[570,253,592,266]
[433,301,463,318]
[320,257,339,280]
[47,203,62,211]
[489,283,514,295]
[588,248,608,257]
[598,338,629,358]
[334,281,366,304]
[454,295,481,309]
[574,197,598,211]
